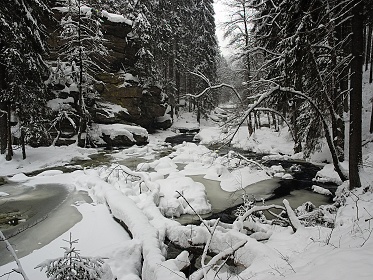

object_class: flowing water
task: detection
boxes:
[0,138,336,265]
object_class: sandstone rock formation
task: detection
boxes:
[45,6,172,147]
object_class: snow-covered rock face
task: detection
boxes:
[93,78,171,131]
[42,6,172,148]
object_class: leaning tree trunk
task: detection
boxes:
[349,0,363,189]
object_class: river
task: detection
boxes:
[0,141,335,265]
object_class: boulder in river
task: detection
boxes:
[90,123,149,148]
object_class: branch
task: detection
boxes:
[230,151,271,176]
[201,219,220,279]
[238,204,286,223]
[0,230,29,280]
[176,191,212,234]
[188,72,244,105]
[190,239,247,280]
[283,199,302,232]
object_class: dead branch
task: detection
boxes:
[176,190,212,234]
[0,230,29,280]
[190,239,247,280]
[238,204,286,224]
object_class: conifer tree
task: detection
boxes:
[54,0,108,147]
[0,0,51,160]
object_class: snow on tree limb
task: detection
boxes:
[187,71,244,105]
[283,199,302,232]
[238,204,286,226]
[190,239,247,280]
[102,185,186,280]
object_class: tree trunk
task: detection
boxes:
[248,114,253,136]
[21,128,26,160]
[6,103,12,161]
[0,102,7,154]
[272,112,278,131]
[0,57,6,155]
[370,43,373,83]
[370,28,373,83]
[330,28,345,161]
[365,23,372,71]
[292,102,302,154]
[370,100,373,133]
[77,1,85,147]
[349,0,363,189]
[176,70,180,117]
[197,102,201,124]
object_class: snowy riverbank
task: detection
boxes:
[1,113,373,279]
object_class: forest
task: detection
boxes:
[1,0,373,279]
[0,0,218,157]
[1,0,373,188]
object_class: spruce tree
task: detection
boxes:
[0,0,51,160]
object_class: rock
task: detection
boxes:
[90,123,149,148]
[93,75,172,130]
[155,116,173,130]
[41,5,172,149]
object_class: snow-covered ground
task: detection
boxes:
[1,98,373,279]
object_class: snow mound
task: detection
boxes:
[157,176,211,217]
[313,163,343,185]
[312,185,332,195]
[101,10,132,25]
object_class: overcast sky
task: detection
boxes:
[213,0,232,56]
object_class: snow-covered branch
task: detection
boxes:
[0,230,29,280]
[187,72,244,105]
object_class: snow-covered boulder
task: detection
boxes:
[157,176,211,217]
[90,123,149,147]
[313,163,343,185]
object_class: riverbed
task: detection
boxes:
[0,143,334,266]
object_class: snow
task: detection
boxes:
[102,10,133,25]
[312,185,333,196]
[0,145,94,177]
[0,199,134,280]
[171,112,200,132]
[97,101,129,117]
[122,73,139,83]
[91,123,149,143]
[46,97,74,111]
[2,76,373,280]
[196,125,295,155]
[313,163,345,185]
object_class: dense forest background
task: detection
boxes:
[1,0,373,188]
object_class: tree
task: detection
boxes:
[36,233,113,280]
[53,0,109,147]
[0,0,51,160]
[349,0,364,189]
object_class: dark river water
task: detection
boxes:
[0,136,336,265]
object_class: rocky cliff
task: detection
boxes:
[44,7,172,148]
